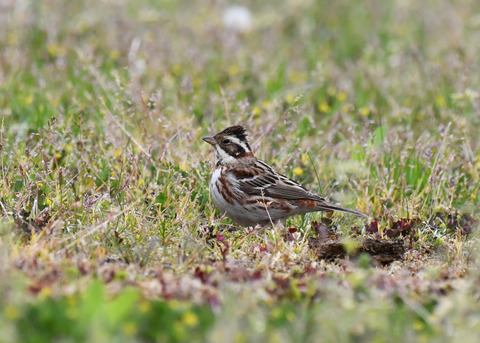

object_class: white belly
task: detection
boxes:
[209,168,234,215]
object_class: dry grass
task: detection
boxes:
[1,0,480,341]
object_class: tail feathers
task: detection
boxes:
[316,201,370,219]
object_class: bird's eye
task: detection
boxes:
[222,139,231,144]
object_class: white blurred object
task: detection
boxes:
[222,5,252,32]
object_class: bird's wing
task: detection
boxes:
[228,162,369,218]
[229,163,324,202]
[262,174,325,201]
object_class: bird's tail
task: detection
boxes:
[316,201,370,219]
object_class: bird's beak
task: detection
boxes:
[202,136,217,145]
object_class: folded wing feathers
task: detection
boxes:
[234,166,324,201]
[232,164,368,218]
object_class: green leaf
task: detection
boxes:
[13,179,24,192]
[98,158,111,184]
[80,280,104,320]
[352,144,365,162]
[373,125,386,148]
[296,116,313,138]
[106,287,141,325]
[266,60,286,94]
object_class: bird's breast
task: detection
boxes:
[210,167,238,208]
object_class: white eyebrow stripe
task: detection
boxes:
[229,136,251,153]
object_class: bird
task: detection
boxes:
[202,125,368,227]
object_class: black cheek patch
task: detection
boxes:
[236,146,246,157]
[227,144,246,157]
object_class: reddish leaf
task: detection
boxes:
[252,270,263,280]
[366,221,379,234]
[194,266,210,283]
[312,221,335,242]
[253,244,268,253]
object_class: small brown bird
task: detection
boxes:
[203,125,368,226]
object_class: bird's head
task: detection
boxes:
[203,125,253,164]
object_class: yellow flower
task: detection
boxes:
[228,64,240,76]
[413,320,424,331]
[7,32,18,45]
[46,43,62,57]
[336,92,347,102]
[293,168,303,176]
[435,95,446,107]
[271,307,282,319]
[4,305,19,320]
[25,94,34,105]
[318,101,330,113]
[288,70,307,84]
[38,287,52,300]
[180,163,188,171]
[171,64,182,75]
[253,106,261,116]
[286,311,295,322]
[359,107,370,116]
[169,299,181,311]
[122,322,137,337]
[67,294,77,307]
[139,301,151,313]
[193,77,202,88]
[109,50,120,60]
[182,311,199,327]
[285,93,295,104]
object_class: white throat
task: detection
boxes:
[214,146,236,164]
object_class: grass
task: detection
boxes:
[1,0,480,341]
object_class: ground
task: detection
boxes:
[1,0,480,342]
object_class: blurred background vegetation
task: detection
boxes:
[1,0,480,342]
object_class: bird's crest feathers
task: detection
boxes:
[217,125,248,142]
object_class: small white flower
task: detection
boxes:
[464,88,479,101]
[451,88,479,103]
[222,5,252,32]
